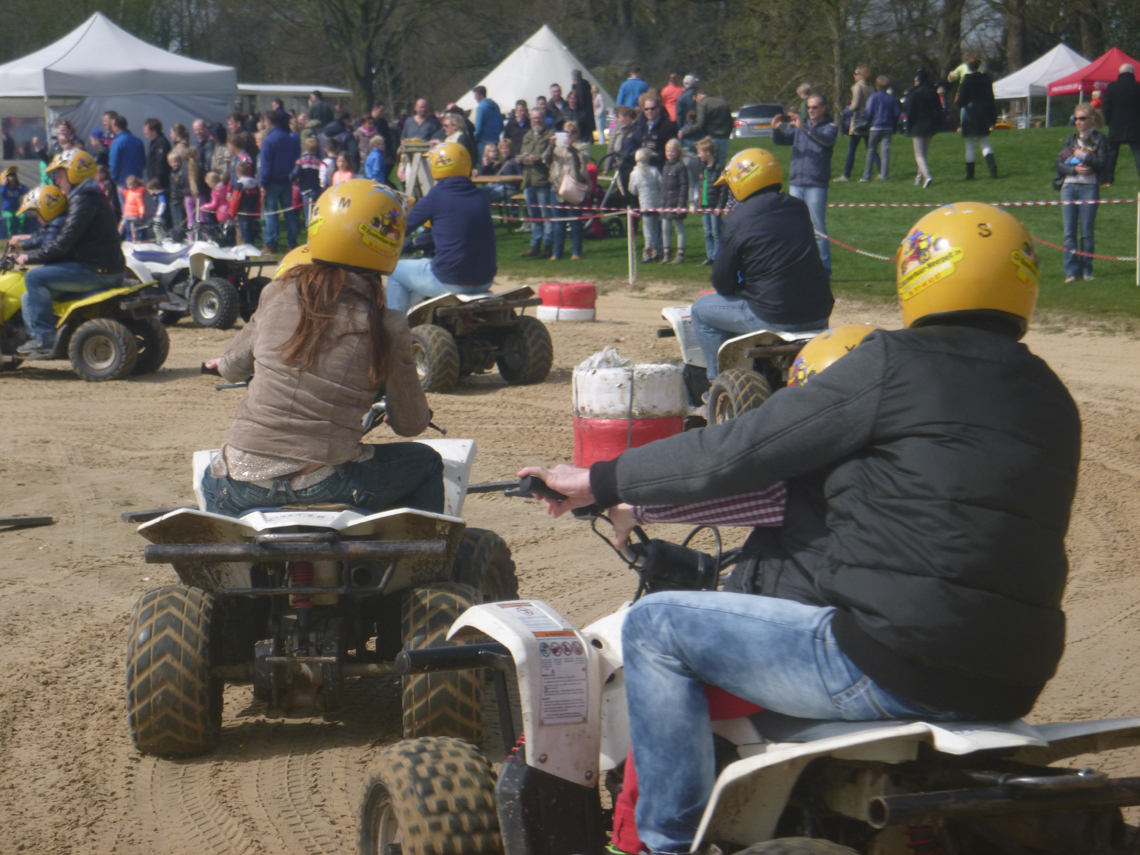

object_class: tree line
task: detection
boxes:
[3,0,1139,116]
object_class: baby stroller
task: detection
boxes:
[585,159,628,239]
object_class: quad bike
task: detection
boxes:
[359,476,1140,855]
[123,391,519,758]
[406,286,554,393]
[0,252,170,381]
[659,303,824,425]
[121,238,269,329]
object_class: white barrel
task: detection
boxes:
[573,361,687,419]
[537,305,596,322]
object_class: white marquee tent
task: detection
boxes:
[992,43,1089,125]
[0,12,236,135]
[456,26,614,115]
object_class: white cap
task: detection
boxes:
[1121,63,1135,75]
[683,74,699,87]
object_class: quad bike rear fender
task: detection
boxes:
[449,598,603,787]
[715,328,820,375]
[406,285,537,328]
[188,242,263,281]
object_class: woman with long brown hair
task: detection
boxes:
[201,180,442,516]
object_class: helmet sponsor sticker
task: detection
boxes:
[1010,242,1039,284]
[898,230,963,300]
[358,208,404,253]
[307,215,323,236]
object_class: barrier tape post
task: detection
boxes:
[627,207,636,285]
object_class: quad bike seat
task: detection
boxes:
[130,247,192,265]
[746,709,1039,746]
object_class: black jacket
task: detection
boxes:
[146,133,172,189]
[710,190,833,325]
[1104,71,1140,143]
[25,178,126,274]
[956,72,997,137]
[904,82,944,137]
[503,118,529,155]
[630,114,679,167]
[591,324,1081,720]
[1055,130,1109,184]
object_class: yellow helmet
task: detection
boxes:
[45,149,97,185]
[897,202,1038,336]
[789,324,883,387]
[429,142,471,180]
[307,179,407,274]
[714,147,782,200]
[17,185,68,223]
[273,244,312,280]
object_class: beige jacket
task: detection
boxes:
[219,274,431,466]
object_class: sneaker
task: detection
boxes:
[16,337,54,358]
[1083,273,1095,281]
[914,174,922,186]
[922,176,933,189]
[699,258,714,266]
[259,245,275,255]
[515,224,531,233]
[549,254,561,261]
[833,175,849,182]
[875,174,886,181]
[641,252,653,263]
[570,254,581,261]
[858,177,870,182]
[1064,276,1076,283]
[519,245,541,257]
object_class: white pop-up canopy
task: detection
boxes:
[456,25,614,115]
[992,43,1089,125]
[0,13,236,135]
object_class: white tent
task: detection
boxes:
[456,25,614,115]
[0,13,236,135]
[992,43,1089,126]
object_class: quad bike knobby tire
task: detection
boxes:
[708,368,772,425]
[126,585,222,756]
[737,839,859,855]
[450,528,519,602]
[357,736,501,855]
[410,324,460,392]
[126,316,171,375]
[69,318,138,381]
[190,277,240,329]
[401,581,483,742]
[496,315,553,386]
[239,276,271,323]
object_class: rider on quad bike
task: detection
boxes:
[383,141,497,313]
[12,149,126,359]
[201,178,444,515]
[9,185,68,251]
[690,147,833,384]
[522,203,1080,855]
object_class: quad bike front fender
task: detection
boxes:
[449,598,602,787]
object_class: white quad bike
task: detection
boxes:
[359,477,1140,855]
[121,239,269,329]
[659,304,824,425]
[123,396,519,758]
[406,286,554,393]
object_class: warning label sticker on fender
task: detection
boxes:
[497,602,563,632]
[535,630,589,725]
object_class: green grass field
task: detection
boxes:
[490,128,1140,320]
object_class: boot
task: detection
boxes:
[671,249,685,264]
[519,245,541,257]
[984,152,998,178]
[965,161,976,180]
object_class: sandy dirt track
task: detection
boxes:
[2,289,1140,854]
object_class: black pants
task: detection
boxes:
[1105,141,1140,185]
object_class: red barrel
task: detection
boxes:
[573,416,684,467]
[538,282,597,321]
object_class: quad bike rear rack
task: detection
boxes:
[433,297,543,317]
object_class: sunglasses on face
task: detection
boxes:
[1075,115,1091,121]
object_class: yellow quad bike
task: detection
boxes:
[0,254,170,381]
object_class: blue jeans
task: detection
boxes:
[262,180,299,250]
[689,292,828,381]
[552,194,583,258]
[385,257,493,313]
[842,134,879,179]
[201,443,445,516]
[713,138,730,172]
[1061,182,1098,278]
[788,184,831,274]
[22,262,124,342]
[623,591,975,853]
[701,212,721,261]
[864,130,892,179]
[524,185,554,247]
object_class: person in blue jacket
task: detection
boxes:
[258,109,302,252]
[108,116,146,190]
[384,142,496,313]
[617,66,650,108]
[472,85,504,158]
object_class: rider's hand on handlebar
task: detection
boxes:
[608,504,637,548]
[516,464,595,518]
[14,254,28,266]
